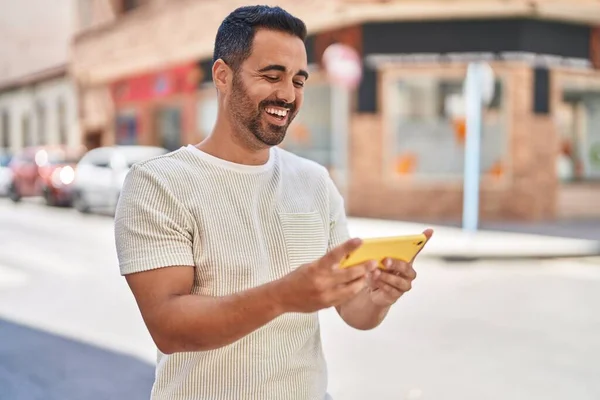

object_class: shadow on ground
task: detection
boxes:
[0,319,154,400]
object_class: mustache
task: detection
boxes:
[260,100,295,111]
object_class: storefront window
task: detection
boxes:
[116,110,138,145]
[557,91,600,181]
[155,106,182,151]
[283,83,332,168]
[385,75,507,180]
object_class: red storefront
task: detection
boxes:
[110,63,202,151]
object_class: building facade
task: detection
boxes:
[0,66,81,153]
[71,0,600,222]
[0,0,81,154]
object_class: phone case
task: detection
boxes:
[339,234,427,269]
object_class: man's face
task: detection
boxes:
[228,29,308,147]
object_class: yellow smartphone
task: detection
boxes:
[339,234,427,269]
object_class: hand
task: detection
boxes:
[368,229,433,307]
[278,238,379,313]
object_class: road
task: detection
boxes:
[1,198,599,400]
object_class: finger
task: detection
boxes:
[376,272,412,292]
[383,259,414,279]
[411,229,434,261]
[422,229,434,240]
[321,238,363,268]
[333,260,378,283]
[333,276,368,304]
[379,283,403,298]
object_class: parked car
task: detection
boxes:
[0,150,13,197]
[8,145,85,206]
[72,145,169,215]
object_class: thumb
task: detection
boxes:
[320,238,362,268]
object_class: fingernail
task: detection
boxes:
[384,259,392,268]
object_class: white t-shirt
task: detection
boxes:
[114,144,349,400]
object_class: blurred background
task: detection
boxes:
[1,1,600,399]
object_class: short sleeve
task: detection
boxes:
[114,164,195,275]
[326,174,351,251]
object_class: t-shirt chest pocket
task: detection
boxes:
[278,211,328,270]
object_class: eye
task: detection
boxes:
[264,75,279,82]
[294,81,305,88]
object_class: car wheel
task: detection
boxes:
[73,191,90,213]
[8,184,21,203]
[44,188,58,207]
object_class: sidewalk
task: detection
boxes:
[347,218,600,260]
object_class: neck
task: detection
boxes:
[196,119,271,166]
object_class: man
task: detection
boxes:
[115,5,432,400]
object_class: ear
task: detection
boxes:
[212,59,232,93]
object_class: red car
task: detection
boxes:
[8,145,85,206]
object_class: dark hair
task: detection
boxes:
[213,5,307,71]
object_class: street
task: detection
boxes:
[1,198,599,400]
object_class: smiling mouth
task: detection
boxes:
[264,107,290,125]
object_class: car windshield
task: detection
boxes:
[48,155,81,164]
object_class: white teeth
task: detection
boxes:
[266,108,288,117]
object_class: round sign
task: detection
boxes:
[322,43,362,89]
[463,62,496,106]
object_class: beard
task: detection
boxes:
[229,72,297,147]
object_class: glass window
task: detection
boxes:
[558,91,600,181]
[584,96,600,178]
[115,110,138,145]
[385,74,507,180]
[282,82,333,168]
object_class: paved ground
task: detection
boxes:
[1,198,600,400]
[0,319,153,400]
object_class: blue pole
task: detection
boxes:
[462,63,483,232]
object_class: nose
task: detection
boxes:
[276,79,296,106]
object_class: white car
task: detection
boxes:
[72,145,169,215]
[0,151,13,197]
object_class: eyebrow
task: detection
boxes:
[257,64,309,80]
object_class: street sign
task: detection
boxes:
[322,43,362,90]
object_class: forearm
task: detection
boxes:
[154,279,287,354]
[336,288,391,330]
